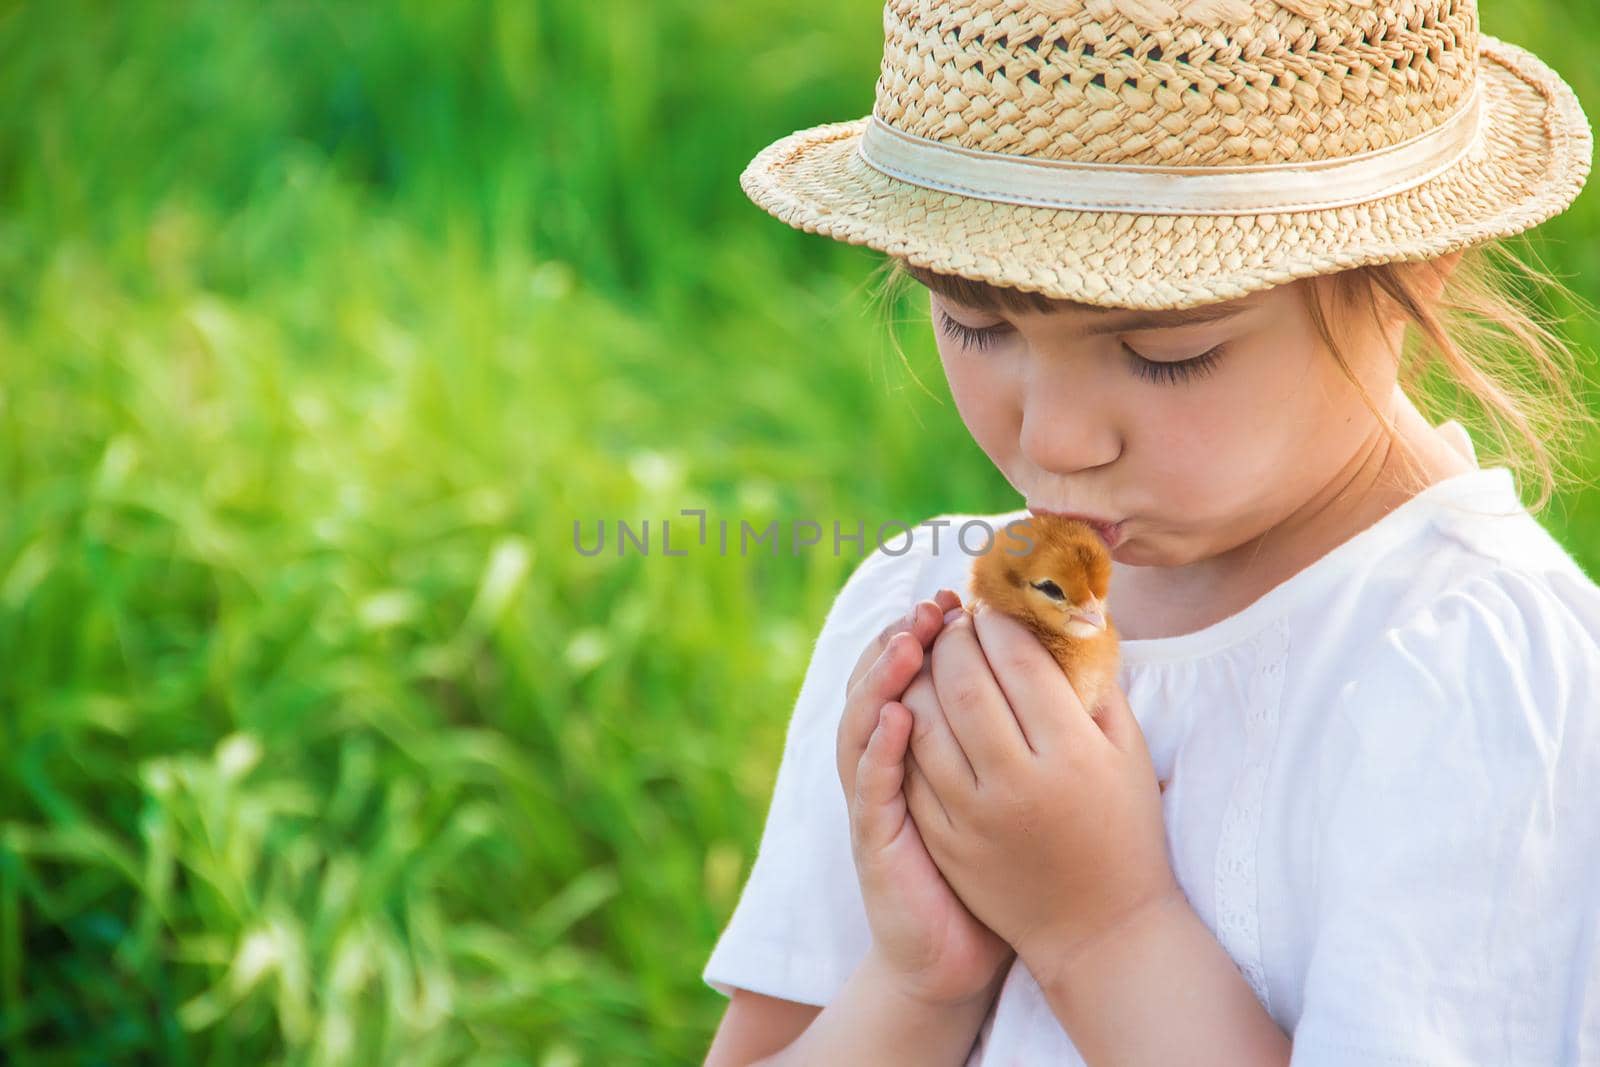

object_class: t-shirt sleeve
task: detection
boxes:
[701,531,935,1005]
[1291,567,1600,1065]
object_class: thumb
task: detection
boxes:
[1091,681,1146,757]
[852,702,911,854]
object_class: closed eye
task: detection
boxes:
[937,310,1009,351]
[1123,341,1226,385]
[1031,579,1066,600]
[936,310,1226,386]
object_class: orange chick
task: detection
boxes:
[962,514,1121,715]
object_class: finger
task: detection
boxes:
[838,629,924,796]
[928,610,1032,779]
[903,747,952,832]
[1090,680,1149,760]
[845,607,918,696]
[932,587,963,617]
[852,702,912,854]
[969,601,1091,756]
[904,590,966,656]
[901,667,979,791]
[838,595,973,799]
[844,597,947,702]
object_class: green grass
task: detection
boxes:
[1,1,1597,1064]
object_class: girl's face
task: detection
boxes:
[927,277,1411,571]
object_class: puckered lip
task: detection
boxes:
[1027,506,1115,525]
[1025,506,1124,550]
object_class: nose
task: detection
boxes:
[1018,361,1121,475]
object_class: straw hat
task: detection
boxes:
[739,0,1593,310]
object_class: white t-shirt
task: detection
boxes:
[702,425,1600,1065]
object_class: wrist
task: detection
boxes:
[1018,884,1190,997]
[1015,887,1291,1066]
[862,944,1010,1014]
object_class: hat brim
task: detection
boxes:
[739,36,1592,310]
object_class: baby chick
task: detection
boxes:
[963,514,1122,715]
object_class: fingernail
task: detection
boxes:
[943,608,964,625]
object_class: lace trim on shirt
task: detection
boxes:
[1211,616,1291,1011]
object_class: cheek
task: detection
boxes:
[1136,367,1253,453]
[1142,409,1244,503]
[1135,365,1295,507]
[939,347,1016,446]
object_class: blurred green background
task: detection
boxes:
[1,1,1597,1064]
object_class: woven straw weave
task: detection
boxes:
[740,0,1592,309]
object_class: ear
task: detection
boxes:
[1365,250,1464,332]
[1422,250,1464,303]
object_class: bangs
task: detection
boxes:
[889,256,1262,331]
[893,258,1090,315]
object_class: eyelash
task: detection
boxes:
[936,310,1226,386]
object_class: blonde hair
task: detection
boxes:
[869,240,1597,515]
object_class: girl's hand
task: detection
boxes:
[898,602,1179,984]
[836,590,1016,1008]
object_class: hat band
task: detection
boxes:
[857,84,1484,216]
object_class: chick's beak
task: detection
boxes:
[1070,597,1107,631]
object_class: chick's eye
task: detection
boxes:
[1031,579,1066,601]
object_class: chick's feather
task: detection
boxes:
[964,515,1122,715]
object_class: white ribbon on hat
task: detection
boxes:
[856,84,1483,215]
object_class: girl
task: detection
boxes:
[704,1,1600,1064]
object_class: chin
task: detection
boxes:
[1110,539,1187,568]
